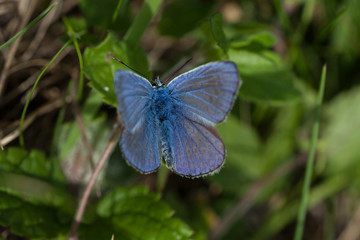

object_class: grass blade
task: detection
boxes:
[62,17,85,101]
[123,0,162,47]
[112,0,123,23]
[294,64,327,240]
[0,3,56,51]
[19,40,71,147]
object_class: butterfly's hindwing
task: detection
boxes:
[120,112,162,173]
[166,113,225,177]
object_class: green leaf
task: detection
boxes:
[19,150,49,178]
[323,86,360,176]
[230,31,277,49]
[0,171,70,208]
[0,148,73,238]
[83,33,149,106]
[229,49,301,104]
[54,90,111,184]
[93,186,193,240]
[229,49,283,74]
[0,197,69,238]
[6,147,27,166]
[209,13,229,54]
[240,70,302,104]
[124,0,163,47]
[158,0,215,37]
[0,192,22,210]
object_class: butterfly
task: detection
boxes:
[114,61,241,177]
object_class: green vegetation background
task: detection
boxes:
[0,0,360,239]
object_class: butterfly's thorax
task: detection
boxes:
[150,86,178,168]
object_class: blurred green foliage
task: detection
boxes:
[2,0,360,239]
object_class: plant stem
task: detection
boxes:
[68,124,123,240]
[19,40,71,147]
[294,64,327,240]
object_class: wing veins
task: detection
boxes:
[172,86,235,95]
[187,120,223,155]
[181,92,226,112]
[179,88,233,102]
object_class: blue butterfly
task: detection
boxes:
[114,61,241,177]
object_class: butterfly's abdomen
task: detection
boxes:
[150,87,177,168]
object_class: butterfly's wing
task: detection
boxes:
[114,70,152,133]
[120,114,162,173]
[115,70,161,173]
[167,61,240,125]
[166,114,225,177]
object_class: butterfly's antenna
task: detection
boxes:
[163,58,193,85]
[112,56,151,81]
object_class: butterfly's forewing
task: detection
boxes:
[115,70,152,133]
[115,70,162,173]
[167,61,240,125]
[168,114,225,177]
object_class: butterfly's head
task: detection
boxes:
[153,76,165,88]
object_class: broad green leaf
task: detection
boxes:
[0,169,70,208]
[19,150,49,178]
[0,192,22,210]
[240,70,302,104]
[0,148,70,207]
[0,149,73,238]
[158,0,215,37]
[229,49,301,104]
[83,33,149,106]
[209,13,229,54]
[230,31,277,49]
[6,147,27,166]
[209,116,262,194]
[0,199,69,238]
[322,86,360,176]
[229,49,284,74]
[55,90,111,184]
[93,186,193,240]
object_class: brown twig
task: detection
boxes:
[0,0,38,95]
[71,96,95,171]
[0,97,65,146]
[209,155,306,240]
[68,123,123,240]
[21,0,61,61]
